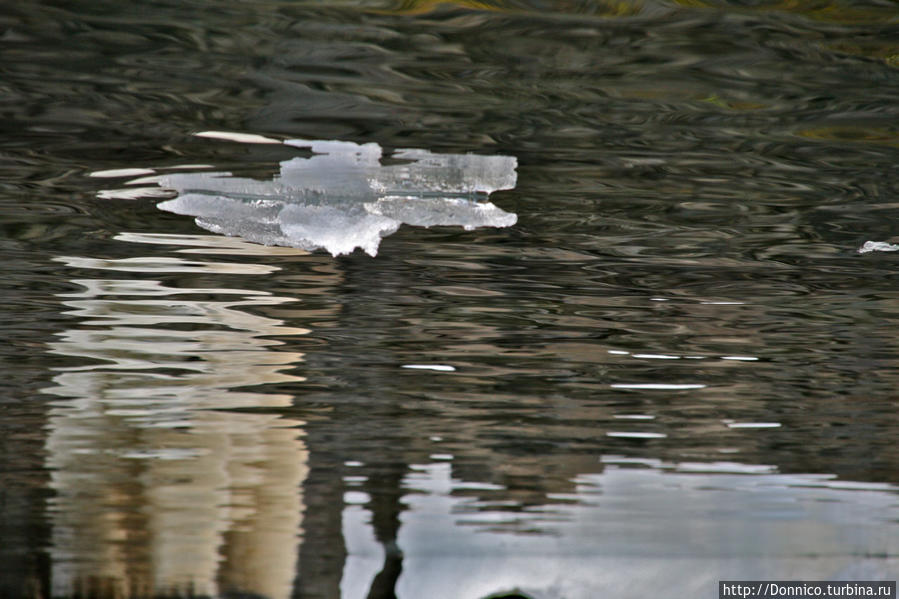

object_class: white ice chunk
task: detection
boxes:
[148,139,517,256]
[90,168,156,178]
[195,130,282,144]
[858,240,899,254]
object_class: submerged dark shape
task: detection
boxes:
[156,138,518,256]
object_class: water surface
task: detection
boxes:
[1,1,898,597]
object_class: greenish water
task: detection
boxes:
[1,1,898,597]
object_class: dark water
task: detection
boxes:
[2,1,899,597]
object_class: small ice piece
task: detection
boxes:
[402,364,456,372]
[859,240,899,254]
[606,431,667,439]
[611,383,706,390]
[90,168,156,178]
[727,422,781,429]
[146,139,517,256]
[195,130,282,144]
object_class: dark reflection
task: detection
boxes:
[363,466,404,599]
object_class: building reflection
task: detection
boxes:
[39,228,899,598]
[338,457,898,599]
[285,255,611,599]
[38,228,899,599]
[43,234,318,598]
[296,255,899,599]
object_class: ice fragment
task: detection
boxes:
[145,138,517,256]
[858,240,899,254]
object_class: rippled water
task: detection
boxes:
[2,1,898,597]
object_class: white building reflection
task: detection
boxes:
[43,233,315,599]
[342,458,899,599]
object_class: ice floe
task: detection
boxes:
[858,240,899,254]
[99,136,518,257]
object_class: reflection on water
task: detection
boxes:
[344,458,898,599]
[43,234,314,598]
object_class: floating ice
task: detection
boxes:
[606,431,668,439]
[149,137,517,256]
[858,240,899,254]
[610,383,706,390]
[401,364,456,372]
